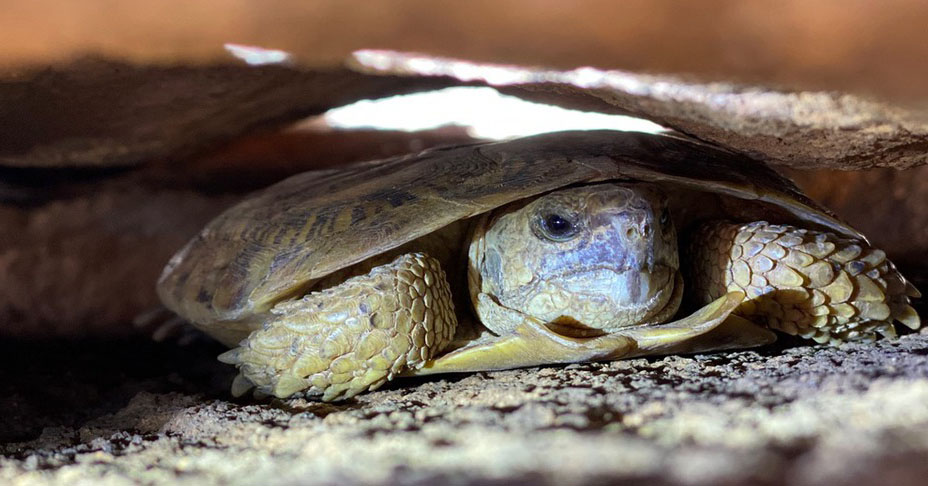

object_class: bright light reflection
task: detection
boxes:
[224,43,292,66]
[323,87,664,140]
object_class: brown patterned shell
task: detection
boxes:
[157,130,861,326]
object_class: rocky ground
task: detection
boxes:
[2,328,927,486]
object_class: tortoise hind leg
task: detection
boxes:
[687,221,921,343]
[218,252,457,401]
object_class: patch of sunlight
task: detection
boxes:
[323,87,664,140]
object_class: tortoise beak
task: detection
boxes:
[624,265,673,304]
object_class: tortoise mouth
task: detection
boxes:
[540,267,681,336]
[638,270,684,325]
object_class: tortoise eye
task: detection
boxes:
[536,213,579,242]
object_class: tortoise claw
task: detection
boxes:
[898,304,921,330]
[217,348,244,365]
[230,373,255,397]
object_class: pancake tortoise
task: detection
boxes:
[157,130,921,401]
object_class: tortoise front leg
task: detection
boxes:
[687,221,921,342]
[218,253,457,400]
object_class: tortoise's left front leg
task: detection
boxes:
[687,221,921,343]
[219,253,457,400]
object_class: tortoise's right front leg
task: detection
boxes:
[687,221,920,343]
[218,253,457,401]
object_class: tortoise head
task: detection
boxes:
[474,183,682,335]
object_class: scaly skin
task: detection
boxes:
[219,253,457,400]
[687,221,921,343]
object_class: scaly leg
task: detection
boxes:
[687,221,921,343]
[218,253,457,400]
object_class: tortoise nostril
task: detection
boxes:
[642,224,651,236]
[626,227,638,240]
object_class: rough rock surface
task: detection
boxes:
[354,51,928,170]
[5,2,928,172]
[2,332,928,485]
[0,60,458,168]
[4,1,928,102]
[5,50,927,172]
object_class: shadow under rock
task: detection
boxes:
[0,336,231,443]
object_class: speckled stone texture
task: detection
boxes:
[3,331,927,485]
